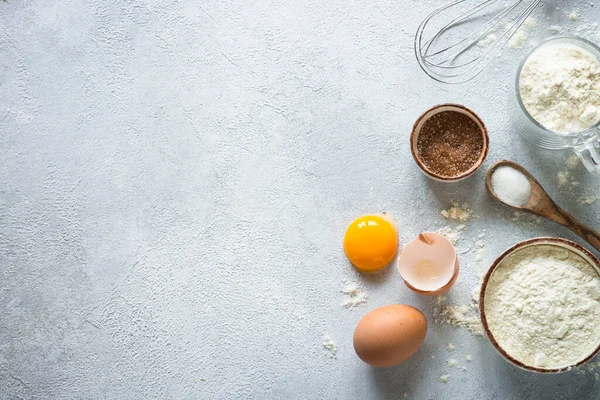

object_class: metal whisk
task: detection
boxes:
[415,0,542,84]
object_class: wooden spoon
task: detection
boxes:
[485,160,600,252]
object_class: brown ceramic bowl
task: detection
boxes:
[480,237,600,373]
[410,104,489,182]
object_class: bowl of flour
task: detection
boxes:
[480,237,600,373]
[515,36,600,156]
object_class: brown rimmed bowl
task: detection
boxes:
[410,104,489,182]
[479,237,600,374]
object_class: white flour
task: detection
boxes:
[441,202,472,222]
[322,335,337,358]
[519,45,600,133]
[341,283,367,308]
[484,245,600,369]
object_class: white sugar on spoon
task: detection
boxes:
[485,160,600,253]
[490,166,532,207]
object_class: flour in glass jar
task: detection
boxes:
[417,111,484,178]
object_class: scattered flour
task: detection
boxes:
[566,154,580,169]
[438,202,472,245]
[522,17,536,30]
[475,240,486,267]
[508,18,536,49]
[556,158,581,188]
[484,245,600,369]
[322,335,337,358]
[466,355,473,362]
[557,171,570,187]
[440,304,484,337]
[437,226,462,245]
[341,283,368,308]
[508,31,528,49]
[438,283,485,337]
[511,211,542,226]
[478,32,498,47]
[579,192,598,205]
[446,359,458,368]
[567,10,580,21]
[575,22,599,37]
[548,25,563,34]
[438,375,450,383]
[560,155,598,205]
[446,343,456,352]
[441,202,472,222]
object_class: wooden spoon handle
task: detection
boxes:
[552,206,600,252]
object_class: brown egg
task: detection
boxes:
[353,304,427,367]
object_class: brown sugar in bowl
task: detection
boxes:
[411,104,489,182]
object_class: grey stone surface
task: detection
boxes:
[1,0,599,399]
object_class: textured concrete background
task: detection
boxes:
[1,0,600,399]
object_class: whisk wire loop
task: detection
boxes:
[415,0,542,83]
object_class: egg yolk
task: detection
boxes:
[343,215,398,272]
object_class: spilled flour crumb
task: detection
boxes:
[466,355,473,362]
[438,283,484,337]
[580,192,598,205]
[322,335,337,358]
[478,33,498,46]
[341,283,368,308]
[441,202,472,222]
[446,343,456,352]
[509,30,527,49]
[475,239,486,267]
[446,359,459,368]
[440,305,484,336]
[566,154,580,169]
[508,17,536,49]
[438,202,471,244]
[522,17,536,29]
[567,10,580,21]
[548,25,563,34]
[556,157,581,188]
[438,226,462,245]
[438,375,450,383]
[557,171,570,187]
[511,211,542,226]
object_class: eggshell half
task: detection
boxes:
[353,304,427,367]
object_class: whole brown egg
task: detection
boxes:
[353,304,427,367]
